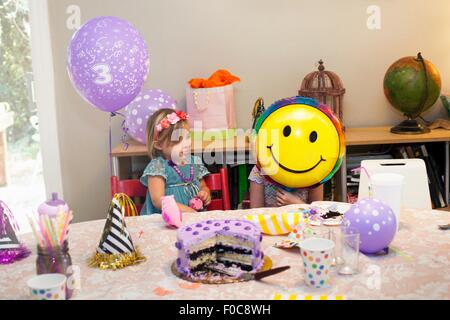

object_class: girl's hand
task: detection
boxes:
[276,189,305,206]
[197,189,211,206]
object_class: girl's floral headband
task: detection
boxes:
[154,111,189,139]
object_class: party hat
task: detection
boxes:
[89,194,145,270]
[0,200,31,264]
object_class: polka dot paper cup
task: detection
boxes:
[27,274,66,300]
[299,238,335,289]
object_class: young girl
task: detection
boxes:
[249,166,323,208]
[140,109,211,215]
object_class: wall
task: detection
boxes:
[45,0,450,222]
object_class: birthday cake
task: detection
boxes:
[175,219,263,276]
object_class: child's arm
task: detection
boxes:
[308,185,324,202]
[276,189,306,206]
[250,181,265,208]
[148,176,196,213]
[197,179,211,207]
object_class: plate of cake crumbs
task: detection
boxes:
[306,202,351,226]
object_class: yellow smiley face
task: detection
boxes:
[255,98,344,189]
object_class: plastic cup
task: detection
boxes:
[27,273,66,300]
[337,227,360,275]
[371,173,404,231]
[299,238,335,289]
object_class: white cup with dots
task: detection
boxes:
[299,238,335,289]
[27,274,67,300]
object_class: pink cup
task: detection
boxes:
[161,195,182,228]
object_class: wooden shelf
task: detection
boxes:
[113,126,450,157]
[345,126,450,146]
[112,136,250,157]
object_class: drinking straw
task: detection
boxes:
[351,166,373,197]
[59,211,71,246]
[27,215,44,248]
[61,211,73,244]
[44,214,58,248]
[39,214,53,250]
[50,217,61,246]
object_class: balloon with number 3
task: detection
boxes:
[67,16,149,112]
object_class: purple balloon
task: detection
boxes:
[344,198,397,254]
[124,89,177,144]
[68,16,149,112]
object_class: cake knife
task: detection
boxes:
[206,265,290,281]
[241,265,291,281]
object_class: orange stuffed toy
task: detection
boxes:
[189,69,240,88]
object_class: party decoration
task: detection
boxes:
[189,197,204,211]
[189,69,240,88]
[124,89,177,144]
[67,16,149,112]
[273,222,314,249]
[254,96,345,189]
[0,200,31,264]
[90,194,145,270]
[344,198,397,254]
[384,52,441,134]
[299,60,346,124]
[244,211,307,235]
[161,195,182,228]
[38,192,69,218]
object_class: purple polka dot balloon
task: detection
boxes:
[68,16,149,112]
[124,89,177,144]
[343,198,397,254]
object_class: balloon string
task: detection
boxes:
[109,113,113,177]
[121,119,129,151]
[111,112,129,151]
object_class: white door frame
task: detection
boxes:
[28,0,64,198]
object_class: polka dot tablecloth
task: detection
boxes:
[1,204,449,300]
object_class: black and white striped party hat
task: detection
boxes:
[97,196,135,255]
[90,194,145,270]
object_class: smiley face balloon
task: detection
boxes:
[254,96,345,189]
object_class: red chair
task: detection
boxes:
[110,176,147,214]
[204,167,231,211]
[110,167,231,214]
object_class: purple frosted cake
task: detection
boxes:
[175,219,264,276]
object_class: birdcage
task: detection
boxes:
[299,60,346,124]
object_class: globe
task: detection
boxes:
[383,53,441,134]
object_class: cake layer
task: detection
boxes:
[175,219,263,276]
[190,244,252,260]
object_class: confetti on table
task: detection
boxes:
[179,282,201,290]
[153,287,175,296]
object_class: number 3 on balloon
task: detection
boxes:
[92,63,112,85]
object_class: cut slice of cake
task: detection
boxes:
[175,219,263,276]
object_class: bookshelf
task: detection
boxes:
[341,126,450,206]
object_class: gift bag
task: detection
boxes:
[186,84,237,130]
